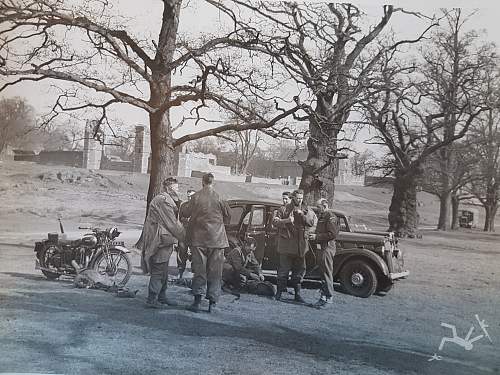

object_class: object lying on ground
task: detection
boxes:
[73,269,138,297]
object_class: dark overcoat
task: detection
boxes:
[181,186,231,248]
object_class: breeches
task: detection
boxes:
[191,247,225,302]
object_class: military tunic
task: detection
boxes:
[180,186,231,302]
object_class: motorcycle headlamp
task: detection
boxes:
[108,227,120,239]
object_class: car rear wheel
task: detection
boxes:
[340,260,378,298]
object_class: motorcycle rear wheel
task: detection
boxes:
[93,249,132,286]
[39,245,62,280]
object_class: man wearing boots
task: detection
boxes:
[223,237,264,292]
[272,189,317,303]
[181,173,231,313]
[309,198,339,308]
[177,189,195,279]
[140,177,185,308]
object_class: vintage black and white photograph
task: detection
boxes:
[0,0,498,374]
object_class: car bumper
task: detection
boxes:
[389,270,409,280]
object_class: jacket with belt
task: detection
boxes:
[139,192,185,273]
[310,210,339,253]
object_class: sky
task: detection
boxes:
[3,0,500,151]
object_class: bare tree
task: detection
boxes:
[466,72,500,231]
[0,96,35,154]
[418,9,497,230]
[351,150,376,177]
[210,1,437,205]
[230,129,262,175]
[0,0,306,209]
[421,141,481,229]
[361,45,488,237]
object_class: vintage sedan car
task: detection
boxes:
[226,199,409,298]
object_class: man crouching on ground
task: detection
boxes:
[140,177,185,308]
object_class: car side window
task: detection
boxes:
[251,207,264,227]
[242,211,251,225]
[229,206,244,225]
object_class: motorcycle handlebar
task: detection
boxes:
[78,226,92,230]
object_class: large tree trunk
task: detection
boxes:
[146,109,176,205]
[437,191,451,230]
[483,202,498,232]
[450,192,460,230]
[299,101,338,207]
[388,168,420,237]
[135,0,181,249]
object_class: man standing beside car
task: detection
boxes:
[181,173,231,313]
[272,189,317,303]
[309,198,339,308]
[140,177,185,308]
[177,189,195,279]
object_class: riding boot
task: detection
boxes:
[294,284,306,303]
[188,295,202,313]
[275,279,286,301]
[208,300,218,313]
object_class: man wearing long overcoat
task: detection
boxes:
[181,173,231,313]
[273,189,317,303]
[139,177,185,308]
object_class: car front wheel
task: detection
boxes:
[340,260,378,298]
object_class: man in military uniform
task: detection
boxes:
[223,237,264,292]
[139,177,185,308]
[272,189,317,303]
[181,173,231,313]
[309,198,339,308]
[177,189,195,279]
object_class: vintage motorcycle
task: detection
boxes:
[34,222,132,286]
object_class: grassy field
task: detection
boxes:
[0,159,492,234]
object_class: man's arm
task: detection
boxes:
[247,253,264,280]
[315,213,339,242]
[221,199,231,224]
[304,208,318,230]
[227,249,250,276]
[179,197,193,219]
[156,200,185,242]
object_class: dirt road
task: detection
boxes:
[0,230,499,375]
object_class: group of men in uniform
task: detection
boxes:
[273,190,339,308]
[139,173,339,312]
[140,173,230,313]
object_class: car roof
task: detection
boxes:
[227,199,347,217]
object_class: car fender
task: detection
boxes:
[333,248,389,277]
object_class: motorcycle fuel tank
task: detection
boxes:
[81,235,98,247]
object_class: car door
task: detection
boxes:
[226,204,246,240]
[262,205,279,271]
[241,205,267,264]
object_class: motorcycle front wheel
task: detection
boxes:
[93,249,132,286]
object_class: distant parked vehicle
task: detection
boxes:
[459,209,479,228]
[225,199,409,298]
